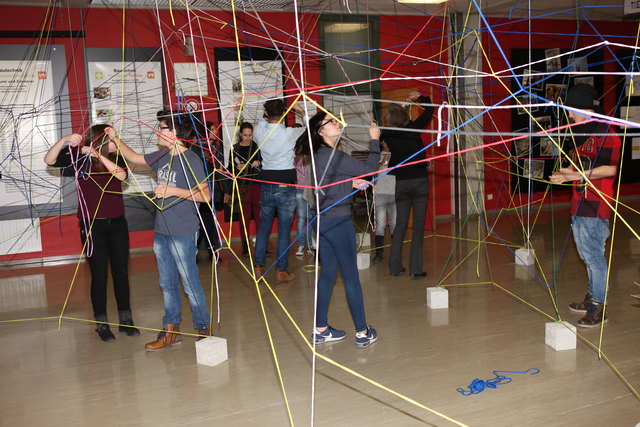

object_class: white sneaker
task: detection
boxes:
[295,246,305,256]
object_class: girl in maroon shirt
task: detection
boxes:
[45,125,139,342]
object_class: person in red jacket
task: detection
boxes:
[550,84,621,328]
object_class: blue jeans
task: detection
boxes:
[295,188,315,248]
[316,216,367,332]
[254,183,296,271]
[571,215,610,303]
[153,232,210,328]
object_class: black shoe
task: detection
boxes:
[577,302,608,328]
[96,323,115,342]
[119,320,140,336]
[569,292,593,314]
[373,236,384,264]
[410,272,427,278]
[118,310,140,336]
[390,268,406,277]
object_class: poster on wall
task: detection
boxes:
[87,61,164,193]
[217,60,283,163]
[0,59,60,206]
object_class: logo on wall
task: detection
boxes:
[37,71,47,79]
[147,71,155,79]
[95,72,103,79]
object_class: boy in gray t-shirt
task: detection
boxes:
[117,109,212,351]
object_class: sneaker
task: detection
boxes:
[296,246,305,256]
[276,269,295,283]
[355,326,378,348]
[313,326,347,344]
[577,303,608,328]
[569,292,593,314]
[306,247,316,256]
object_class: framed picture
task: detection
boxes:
[625,75,640,96]
[522,69,544,91]
[545,48,562,72]
[539,137,557,157]
[533,115,552,132]
[567,56,589,73]
[523,159,545,179]
[545,83,567,102]
[574,76,594,87]
[516,94,538,115]
[515,134,531,156]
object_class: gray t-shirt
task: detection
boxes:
[144,149,207,236]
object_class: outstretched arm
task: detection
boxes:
[550,165,617,184]
[44,133,82,165]
[410,95,435,130]
[111,127,146,166]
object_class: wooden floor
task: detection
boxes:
[1,206,639,426]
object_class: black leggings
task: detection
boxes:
[80,216,131,317]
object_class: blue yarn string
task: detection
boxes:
[457,368,540,396]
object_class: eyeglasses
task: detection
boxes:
[159,126,171,130]
[318,118,338,129]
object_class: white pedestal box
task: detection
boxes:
[196,336,229,367]
[515,247,535,266]
[545,321,576,351]
[357,232,371,248]
[357,253,370,270]
[426,287,449,309]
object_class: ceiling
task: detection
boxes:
[0,0,631,21]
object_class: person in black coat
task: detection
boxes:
[381,93,434,278]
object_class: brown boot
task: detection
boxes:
[254,265,265,277]
[145,324,182,351]
[276,269,295,283]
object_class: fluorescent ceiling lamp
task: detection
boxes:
[324,23,368,33]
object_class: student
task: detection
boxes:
[44,125,139,342]
[192,121,224,263]
[225,122,262,256]
[297,111,380,348]
[294,152,315,256]
[381,93,434,278]
[550,84,621,327]
[372,141,396,263]
[252,99,307,283]
[117,110,212,351]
